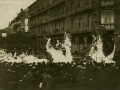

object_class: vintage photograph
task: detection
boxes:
[0,0,120,90]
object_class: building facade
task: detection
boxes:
[2,8,31,49]
[9,8,29,33]
[28,0,120,52]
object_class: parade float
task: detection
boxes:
[0,26,118,64]
[89,25,115,63]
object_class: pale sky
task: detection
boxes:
[0,0,36,29]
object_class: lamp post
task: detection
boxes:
[2,32,7,49]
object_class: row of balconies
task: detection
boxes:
[101,0,114,6]
[30,5,94,26]
[30,27,93,37]
[31,6,90,18]
[48,0,66,9]
[29,14,66,27]
[30,0,115,18]
[30,23,115,37]
[101,24,115,30]
[30,0,66,17]
[30,23,115,32]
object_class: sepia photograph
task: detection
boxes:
[0,0,120,90]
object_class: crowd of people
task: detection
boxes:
[0,45,120,90]
[0,56,120,90]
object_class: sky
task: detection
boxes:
[0,0,36,29]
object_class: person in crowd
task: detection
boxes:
[40,70,53,90]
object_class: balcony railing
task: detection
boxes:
[69,6,93,16]
[37,0,66,16]
[49,0,66,9]
[101,0,114,7]
[101,24,115,30]
[37,14,66,25]
[29,24,36,28]
[30,27,93,37]
[67,27,92,34]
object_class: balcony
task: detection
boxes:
[48,29,65,35]
[68,27,92,34]
[70,28,82,34]
[49,0,66,9]
[69,10,76,15]
[48,14,66,22]
[69,6,93,16]
[30,34,36,38]
[29,24,36,28]
[52,29,61,35]
[38,20,48,25]
[101,0,114,7]
[36,22,40,26]
[37,0,66,15]
[101,24,115,30]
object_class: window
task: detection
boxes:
[101,11,114,24]
[88,36,92,44]
[79,37,84,44]
[101,11,114,29]
[43,27,45,33]
[44,1,46,8]
[52,0,55,4]
[40,3,42,10]
[41,2,44,9]
[83,37,87,48]
[88,0,92,8]
[88,15,92,30]
[63,21,65,30]
[55,24,57,29]
[58,23,61,30]
[38,5,40,11]
[71,20,75,29]
[58,8,60,14]
[21,19,24,23]
[49,0,52,5]
[101,0,114,6]
[71,2,74,12]
[54,10,56,17]
[49,25,52,32]
[72,37,75,44]
[79,18,82,30]
[62,6,66,15]
[79,0,83,8]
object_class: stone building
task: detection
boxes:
[2,8,30,49]
[28,0,120,52]
[9,8,29,33]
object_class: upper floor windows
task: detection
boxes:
[79,0,83,8]
[71,19,75,29]
[101,0,114,6]
[88,15,92,30]
[101,11,114,24]
[79,17,82,30]
[88,0,92,8]
[71,2,75,12]
[63,21,65,30]
[101,11,114,29]
[62,6,66,15]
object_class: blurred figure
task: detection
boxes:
[40,70,52,90]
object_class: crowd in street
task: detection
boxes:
[0,56,120,90]
[0,46,120,90]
